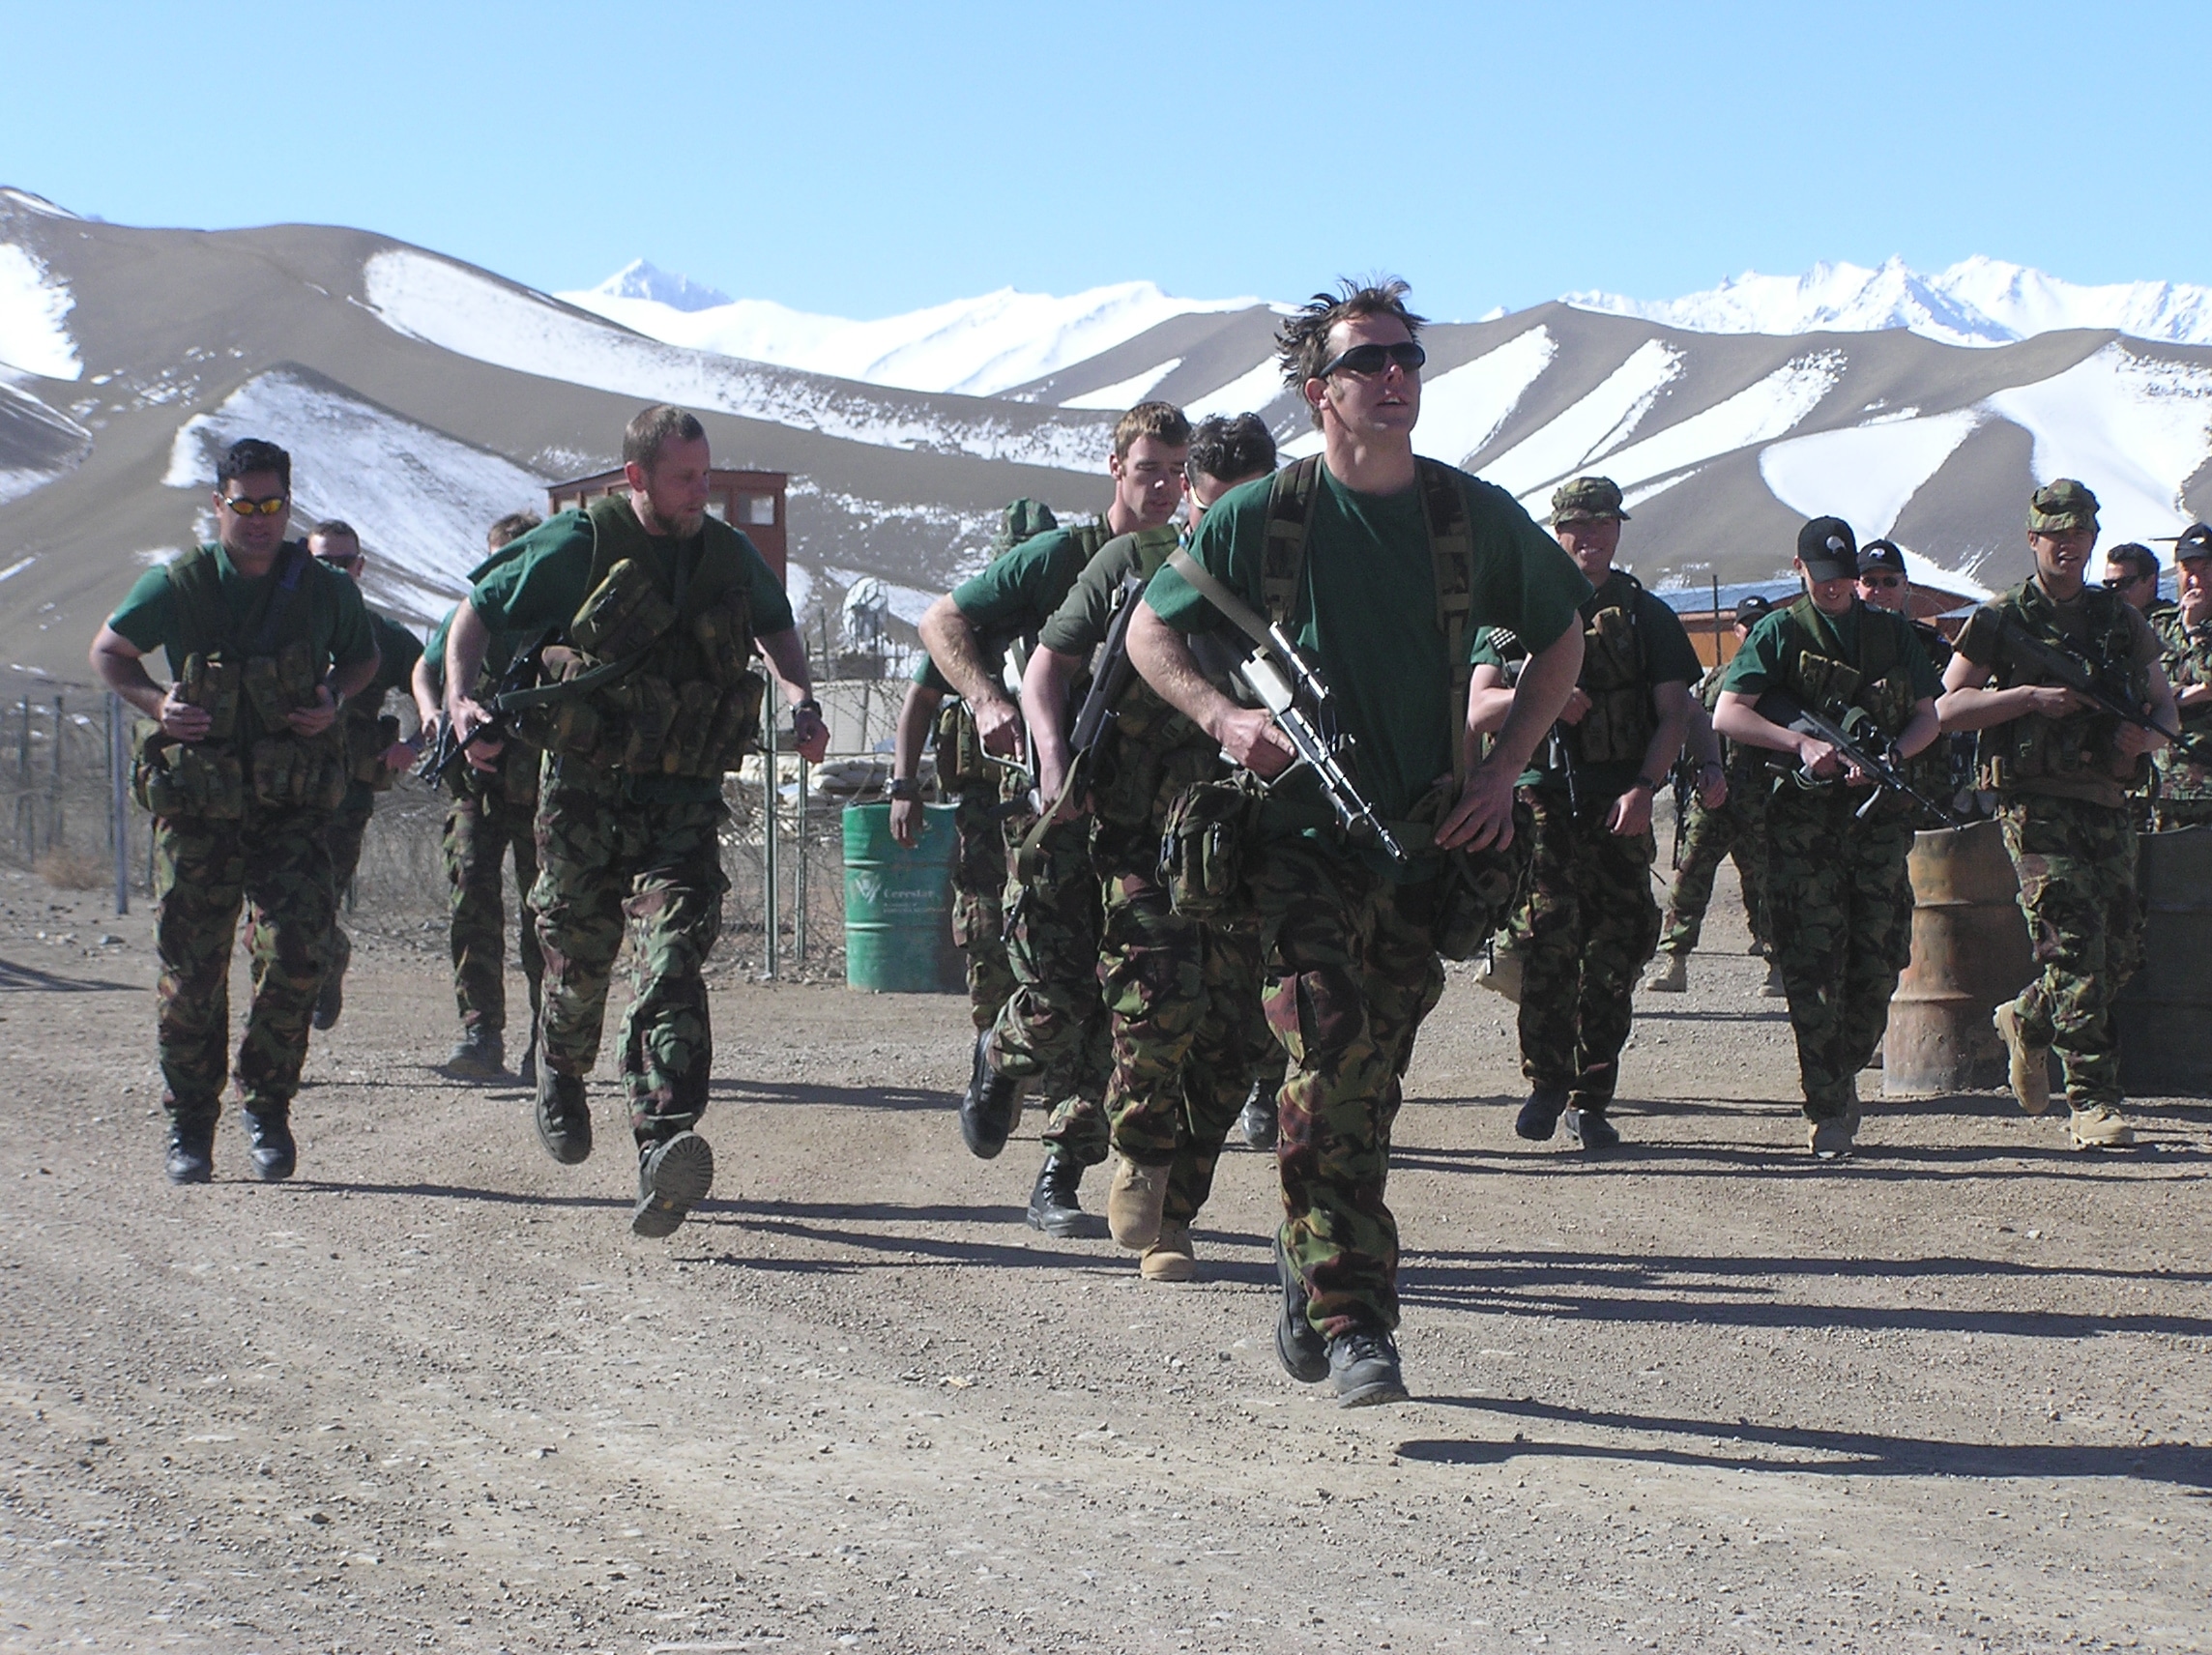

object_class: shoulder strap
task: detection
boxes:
[1262,456,1322,625]
[249,543,312,657]
[1167,546,1273,651]
[1416,459,1474,786]
[165,546,232,655]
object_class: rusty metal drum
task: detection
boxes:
[2116,827,2212,1096]
[1884,819,2035,1096]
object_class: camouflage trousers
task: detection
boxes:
[1997,795,2141,1108]
[1255,836,1447,1340]
[1764,789,1914,1119]
[1657,777,1770,955]
[981,817,1111,1163]
[153,803,335,1119]
[1518,790,1662,1110]
[532,757,727,1140]
[949,788,1014,1036]
[1096,857,1267,1228]
[2149,797,2212,832]
[321,799,374,993]
[444,777,543,1037]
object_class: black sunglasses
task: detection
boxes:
[1859,574,1904,589]
[1316,340,1426,380]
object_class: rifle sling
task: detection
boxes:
[1166,547,1276,653]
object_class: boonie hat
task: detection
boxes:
[1552,476,1628,525]
[2028,479,2100,535]
[1734,594,1773,627]
[1796,516,1858,581]
[1858,538,1907,575]
[2175,522,2212,562]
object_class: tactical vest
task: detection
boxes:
[2152,608,2212,799]
[510,499,769,778]
[131,543,348,819]
[1976,580,2145,790]
[1087,527,1225,837]
[1770,595,1917,737]
[1258,453,1474,786]
[1565,571,1656,767]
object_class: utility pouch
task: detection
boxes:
[570,559,678,659]
[933,701,990,788]
[1404,779,1532,961]
[691,596,753,688]
[179,653,242,744]
[1157,775,1266,923]
[276,640,317,711]
[664,679,723,775]
[620,675,678,771]
[501,739,541,805]
[701,674,766,773]
[243,654,288,730]
[132,732,246,820]
[352,714,401,787]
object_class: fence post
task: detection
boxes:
[49,694,64,855]
[795,753,809,966]
[15,695,29,858]
[761,699,779,982]
[108,692,129,915]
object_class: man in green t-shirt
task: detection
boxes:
[922,407,1190,1234]
[2149,523,2212,830]
[447,405,827,1239]
[303,520,425,1033]
[1937,480,2174,1148]
[412,510,548,1081]
[1019,412,1277,1273]
[1716,517,1944,1157]
[1130,280,1587,1406]
[90,437,380,1184]
[1470,475,1699,1152]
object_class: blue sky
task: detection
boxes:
[6,0,2207,321]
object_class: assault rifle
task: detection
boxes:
[1062,569,1146,788]
[1498,634,1582,819]
[1995,613,2212,765]
[1669,753,1698,870]
[415,624,560,793]
[1231,624,1411,870]
[1753,686,1964,827]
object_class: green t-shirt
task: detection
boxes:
[106,541,376,681]
[1471,570,1703,797]
[422,603,530,699]
[916,522,1106,695]
[362,610,424,709]
[1143,462,1589,846]
[1724,599,1943,702]
[1036,525,1182,659]
[469,508,795,642]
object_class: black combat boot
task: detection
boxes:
[443,1026,507,1081]
[1274,1234,1327,1383]
[632,1130,714,1238]
[958,1031,1023,1160]
[1565,1106,1620,1152]
[1025,1152,1103,1238]
[164,1113,216,1185]
[1238,1079,1278,1151]
[535,1061,593,1165]
[516,1010,540,1087]
[1515,1087,1569,1142]
[312,931,349,1032]
[242,1102,298,1181]
[1326,1327,1410,1408]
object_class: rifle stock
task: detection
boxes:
[1754,686,1963,827]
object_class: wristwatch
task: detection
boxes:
[795,697,821,715]
[887,777,920,801]
[1633,774,1664,794]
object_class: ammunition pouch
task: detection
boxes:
[131,732,246,821]
[248,730,348,812]
[513,665,764,778]
[570,558,678,659]
[1091,685,1224,837]
[933,701,992,789]
[349,713,402,788]
[176,653,242,744]
[1405,781,1532,961]
[1569,599,1652,767]
[1157,774,1267,923]
[243,640,320,733]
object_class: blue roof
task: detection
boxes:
[1650,579,1800,615]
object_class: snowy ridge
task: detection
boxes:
[374,250,1115,474]
[1567,256,2212,349]
[584,259,732,312]
[556,275,1263,397]
[163,369,553,625]
[0,243,80,380]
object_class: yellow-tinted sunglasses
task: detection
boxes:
[222,494,288,516]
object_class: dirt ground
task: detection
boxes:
[2,859,2208,1655]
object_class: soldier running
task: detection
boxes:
[1939,480,2176,1148]
[2148,523,2212,830]
[446,406,828,1236]
[90,437,379,1183]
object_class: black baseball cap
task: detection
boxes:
[1734,595,1773,627]
[1858,538,1907,575]
[1796,516,1858,580]
[2177,522,2212,563]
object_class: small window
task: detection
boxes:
[743,494,777,526]
[705,499,728,521]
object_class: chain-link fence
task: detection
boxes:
[3,670,926,986]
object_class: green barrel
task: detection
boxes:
[2116,827,2212,1096]
[843,802,965,994]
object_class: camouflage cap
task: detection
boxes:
[1795,515,1858,580]
[992,497,1059,552]
[2028,479,2099,535]
[2175,522,2212,563]
[1552,475,1629,525]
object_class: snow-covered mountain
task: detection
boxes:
[1567,257,2212,350]
[558,275,1264,397]
[582,258,731,313]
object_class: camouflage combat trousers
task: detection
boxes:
[532,757,727,1140]
[153,803,335,1119]
[1518,790,1662,1111]
[321,796,374,993]
[949,787,1014,1036]
[1255,836,1447,1340]
[444,773,543,1037]
[979,817,1111,1163]
[1095,852,1266,1228]
[1997,794,2141,1109]
[1657,778,1770,955]
[2149,797,2212,832]
[1764,789,1914,1119]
